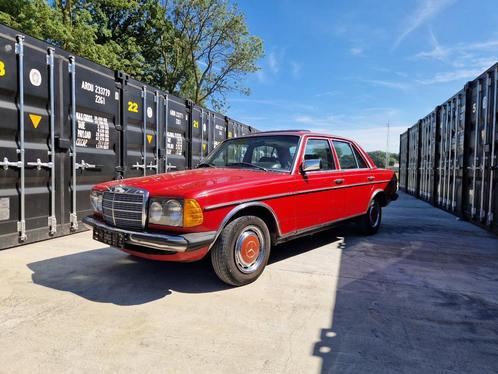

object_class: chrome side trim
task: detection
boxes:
[203,179,392,211]
[208,201,283,249]
[277,212,365,242]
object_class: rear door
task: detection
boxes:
[332,140,373,217]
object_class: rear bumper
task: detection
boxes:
[82,215,216,253]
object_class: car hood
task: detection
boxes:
[96,168,291,198]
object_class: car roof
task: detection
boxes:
[241,130,357,144]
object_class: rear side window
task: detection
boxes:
[304,139,336,170]
[333,141,360,169]
[352,146,369,168]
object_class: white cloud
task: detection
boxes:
[290,61,302,78]
[268,51,280,74]
[350,47,364,56]
[416,68,483,85]
[362,79,411,90]
[393,0,455,49]
[315,90,341,97]
[414,29,450,60]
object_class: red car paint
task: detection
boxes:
[89,131,397,261]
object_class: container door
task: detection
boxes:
[487,67,498,230]
[165,95,187,171]
[201,109,209,159]
[213,113,227,149]
[463,78,489,221]
[66,58,120,229]
[191,105,203,167]
[0,35,57,247]
[123,82,146,178]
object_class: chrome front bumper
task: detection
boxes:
[82,216,216,253]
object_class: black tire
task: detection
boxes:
[357,198,382,235]
[211,215,271,286]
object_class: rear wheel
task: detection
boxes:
[357,198,382,235]
[211,216,271,286]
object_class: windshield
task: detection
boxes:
[202,135,300,172]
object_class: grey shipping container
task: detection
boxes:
[419,109,439,205]
[0,23,254,249]
[407,122,420,196]
[399,131,409,191]
[399,63,498,235]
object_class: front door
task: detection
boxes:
[294,137,343,231]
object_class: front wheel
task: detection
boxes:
[357,198,382,235]
[211,216,271,286]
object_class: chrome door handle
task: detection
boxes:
[368,176,375,181]
[334,178,344,185]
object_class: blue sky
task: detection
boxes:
[226,0,498,152]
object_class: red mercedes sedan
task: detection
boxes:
[83,130,398,286]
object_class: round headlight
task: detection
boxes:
[149,201,164,223]
[163,199,183,226]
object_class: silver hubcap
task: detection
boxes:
[234,225,265,274]
[369,200,380,227]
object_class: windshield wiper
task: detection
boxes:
[227,162,268,172]
[197,162,215,168]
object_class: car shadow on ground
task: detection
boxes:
[26,227,345,306]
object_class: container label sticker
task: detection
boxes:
[0,198,9,221]
[167,131,183,155]
[193,120,199,128]
[29,114,42,129]
[128,101,139,113]
[29,68,42,86]
[147,134,153,144]
[76,112,110,149]
[0,60,6,77]
[81,80,111,105]
[147,107,153,118]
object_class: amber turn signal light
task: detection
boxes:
[183,199,204,227]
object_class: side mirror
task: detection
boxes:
[301,158,321,173]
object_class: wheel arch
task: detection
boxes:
[209,202,282,248]
[370,188,387,209]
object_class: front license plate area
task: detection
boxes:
[93,228,125,248]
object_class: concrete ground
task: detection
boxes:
[0,192,497,374]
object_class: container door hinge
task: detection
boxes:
[132,162,146,170]
[70,213,78,230]
[0,157,23,170]
[146,161,158,170]
[27,159,53,170]
[17,220,27,241]
[48,216,57,234]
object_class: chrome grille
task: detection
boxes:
[102,186,147,230]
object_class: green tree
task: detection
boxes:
[0,0,263,111]
[167,0,263,110]
[367,151,399,168]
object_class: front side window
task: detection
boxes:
[303,139,335,170]
[333,141,359,169]
[204,135,299,172]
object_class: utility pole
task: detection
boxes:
[385,121,390,169]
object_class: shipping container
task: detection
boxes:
[400,63,498,235]
[399,131,409,191]
[419,109,439,205]
[0,23,254,249]
[407,122,421,196]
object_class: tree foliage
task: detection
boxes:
[367,151,399,168]
[0,0,263,110]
